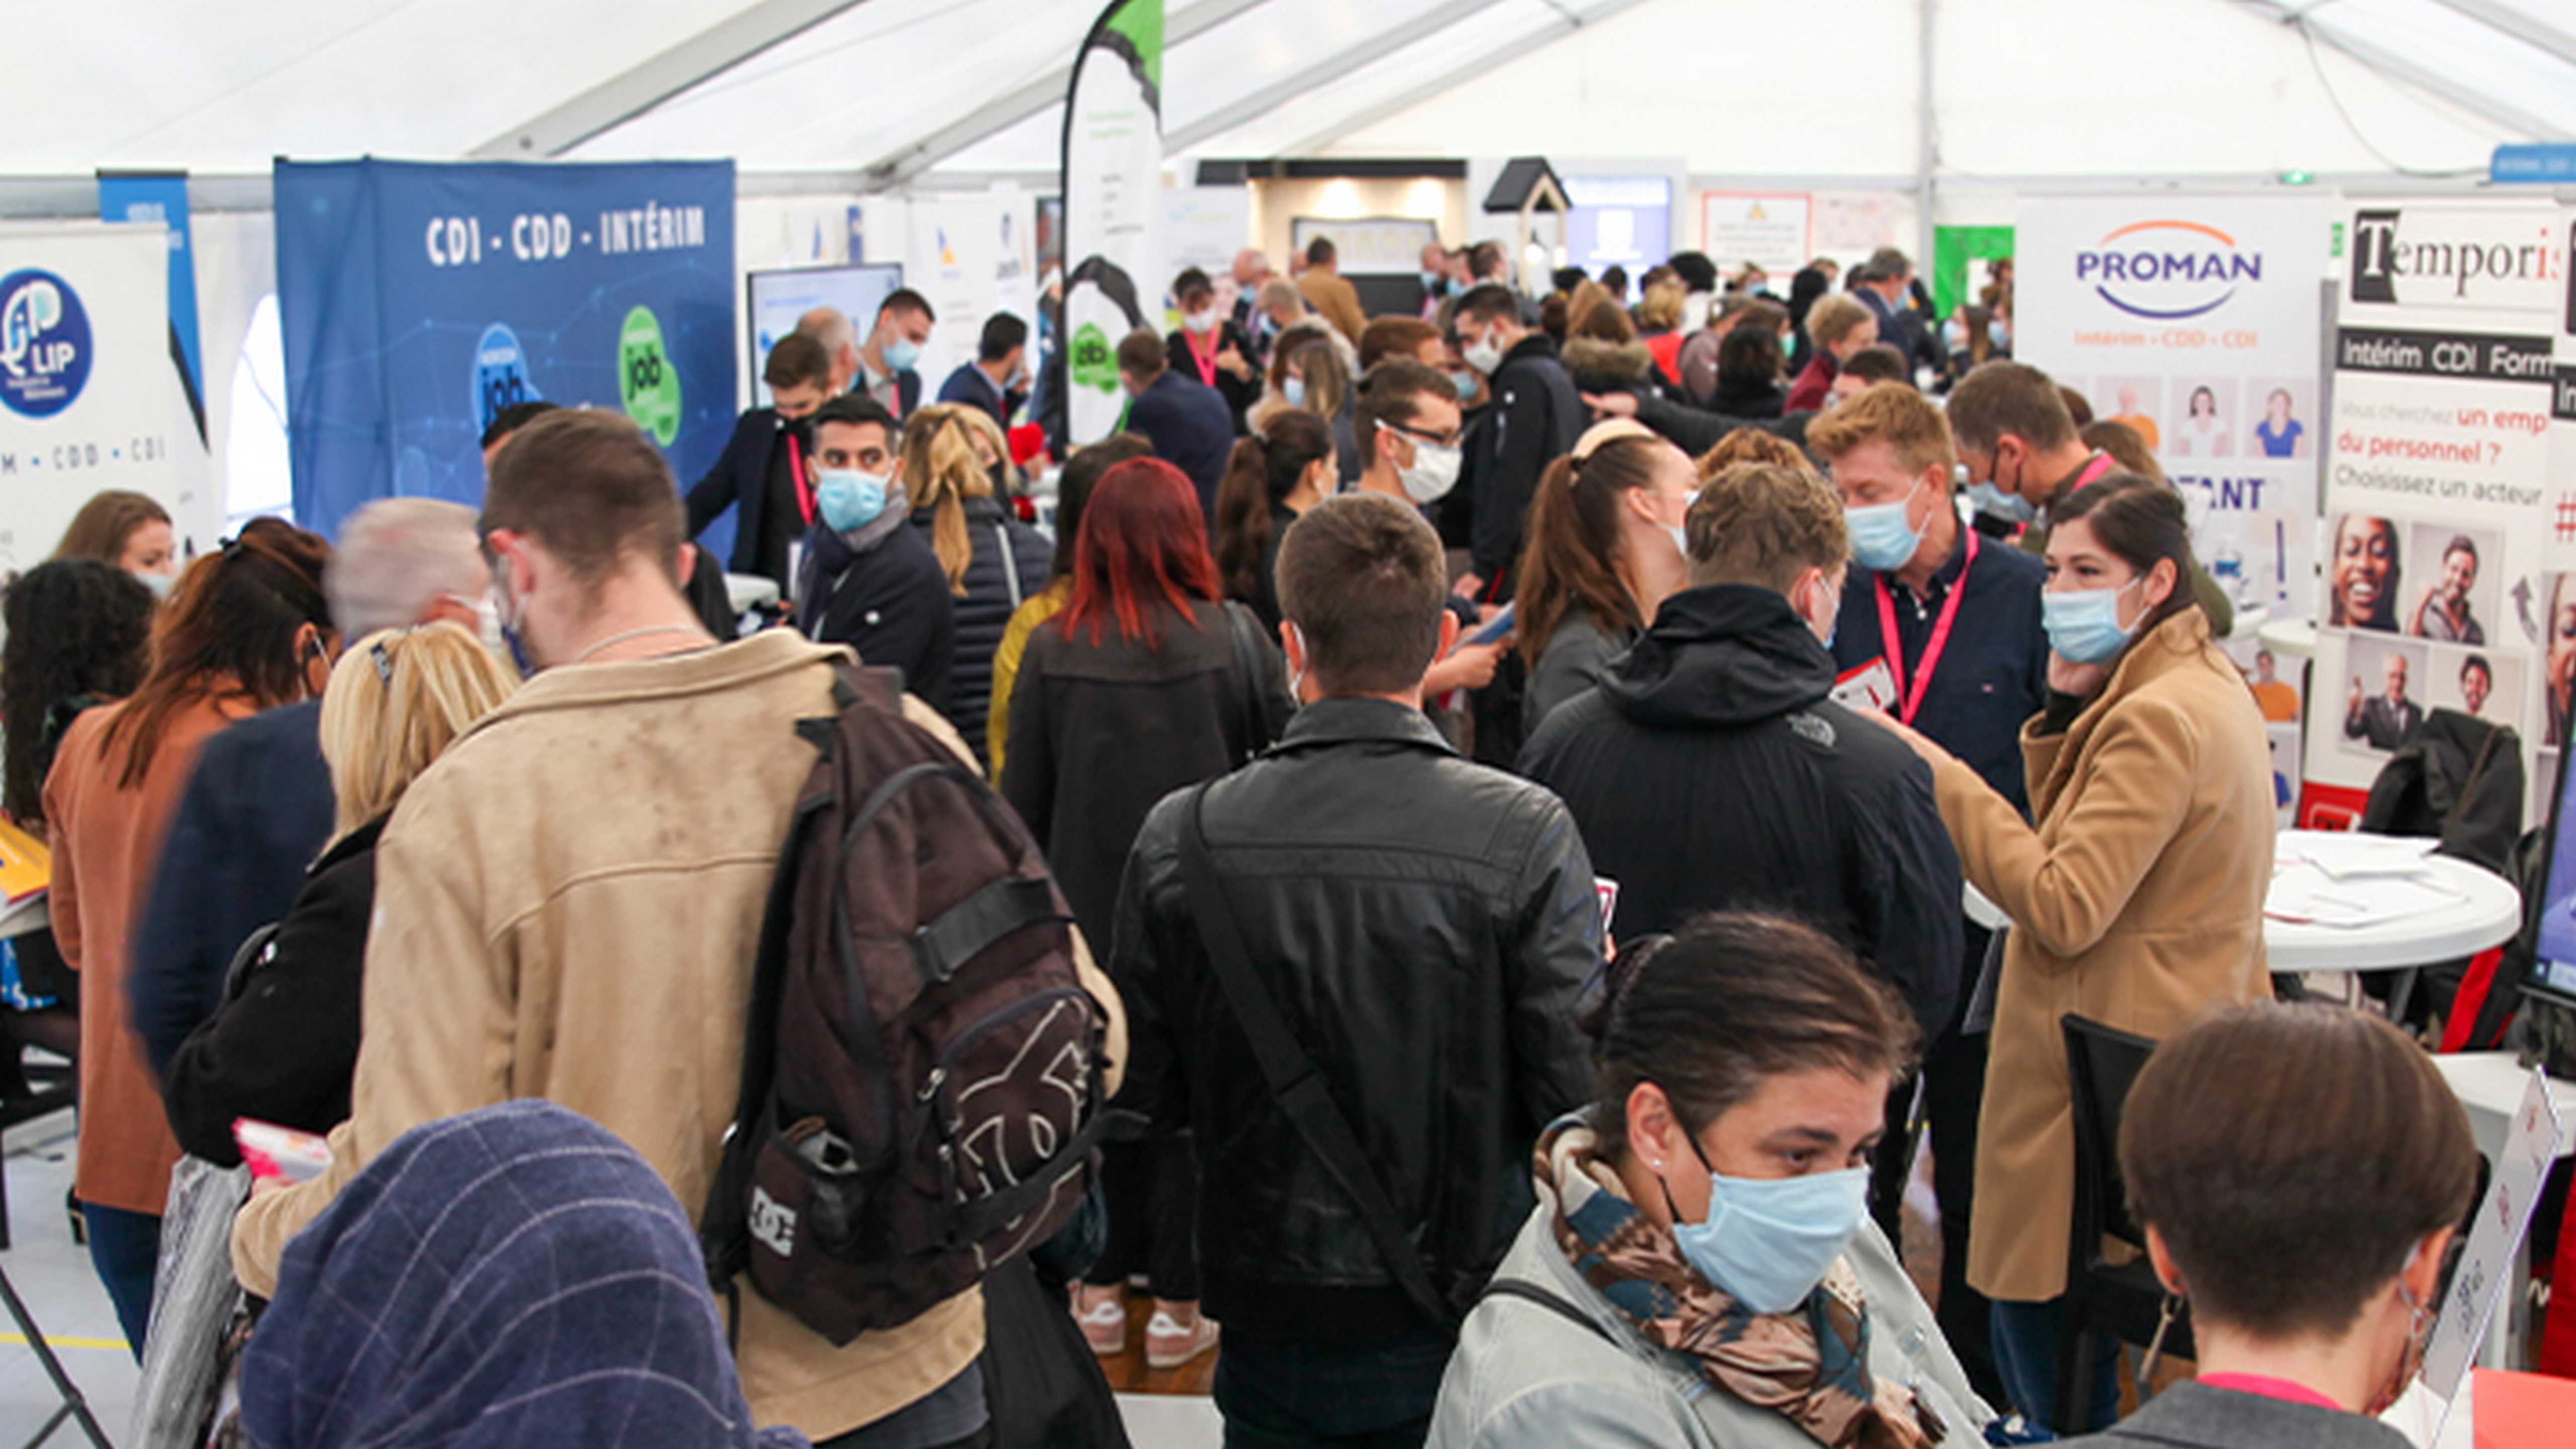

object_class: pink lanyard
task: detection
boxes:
[1186,331,1220,388]
[1872,530,1977,727]
[2196,1374,2342,1412]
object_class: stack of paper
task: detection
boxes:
[2267,839,2466,928]
[2278,833,2440,879]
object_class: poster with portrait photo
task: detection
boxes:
[2246,376,2315,461]
[2222,636,2304,727]
[2334,634,2431,761]
[2424,647,2522,732]
[2166,378,2239,462]
[2400,523,2503,650]
[2267,724,2302,827]
[2541,573,2576,749]
[2090,375,2165,454]
[2325,512,2404,633]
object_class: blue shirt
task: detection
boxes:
[1833,525,2051,816]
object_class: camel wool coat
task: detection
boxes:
[1922,610,2274,1304]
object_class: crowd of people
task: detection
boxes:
[0,237,2487,1449]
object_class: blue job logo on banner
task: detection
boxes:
[472,321,538,435]
[0,268,93,418]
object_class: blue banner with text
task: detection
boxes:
[274,158,735,542]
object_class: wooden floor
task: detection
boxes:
[1092,1290,1221,1396]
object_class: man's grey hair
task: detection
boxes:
[327,498,488,639]
[1257,278,1305,315]
[796,306,856,358]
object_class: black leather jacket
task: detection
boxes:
[1110,698,1602,1343]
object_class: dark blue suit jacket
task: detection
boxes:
[129,700,336,1076]
[937,362,1024,430]
[1126,370,1238,519]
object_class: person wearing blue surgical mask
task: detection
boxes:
[856,288,937,420]
[793,394,955,712]
[1430,914,1994,1449]
[1871,475,2272,1435]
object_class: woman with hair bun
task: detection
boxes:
[1431,912,1986,1447]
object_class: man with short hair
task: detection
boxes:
[1114,493,1600,1449]
[1519,460,1963,1037]
[129,497,492,1075]
[233,409,1112,1447]
[2248,648,2299,722]
[1359,314,1443,374]
[1296,236,1369,347]
[686,332,837,590]
[1354,360,1464,511]
[1808,383,2047,1406]
[1449,283,1582,603]
[794,306,861,394]
[2411,534,2485,645]
[1947,360,2234,633]
[935,311,1028,430]
[1117,327,1235,518]
[1855,247,1939,376]
[795,394,954,712]
[2460,654,2493,717]
[858,289,936,418]
[1229,248,1275,341]
[1417,240,1454,319]
[2346,650,2425,750]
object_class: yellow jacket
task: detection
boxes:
[233,629,1126,1437]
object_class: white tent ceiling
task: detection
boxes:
[5,0,2569,192]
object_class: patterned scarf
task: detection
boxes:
[1535,1116,1940,1448]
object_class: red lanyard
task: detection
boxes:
[1186,330,1220,388]
[1873,529,1976,727]
[2075,450,2117,490]
[788,431,813,526]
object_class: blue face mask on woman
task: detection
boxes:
[2043,576,2144,665]
[816,467,891,534]
[1661,1123,1871,1315]
[1843,478,1926,572]
[1283,377,1307,410]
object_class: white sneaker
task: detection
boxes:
[1144,1310,1221,1370]
[1073,1294,1126,1357]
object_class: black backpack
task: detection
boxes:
[699,664,1121,1345]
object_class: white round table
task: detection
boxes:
[2257,615,2315,662]
[2265,830,2522,974]
[1961,829,2522,971]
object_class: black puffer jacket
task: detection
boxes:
[912,495,1052,769]
[1112,699,1601,1343]
[1518,584,1963,1035]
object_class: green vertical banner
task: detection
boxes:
[1060,0,1164,448]
[1932,224,2015,320]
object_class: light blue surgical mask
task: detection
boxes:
[1663,1132,1871,1315]
[882,338,922,374]
[1666,524,1690,564]
[1448,370,1480,401]
[1283,377,1307,410]
[1967,479,2034,523]
[1844,479,1926,573]
[2043,577,2143,665]
[816,467,891,533]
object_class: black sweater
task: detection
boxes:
[161,817,383,1166]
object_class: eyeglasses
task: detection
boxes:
[1388,421,1462,449]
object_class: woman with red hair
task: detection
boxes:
[1000,456,1293,1370]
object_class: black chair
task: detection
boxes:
[2056,1013,2193,1435]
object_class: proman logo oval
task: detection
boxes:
[2075,220,2263,321]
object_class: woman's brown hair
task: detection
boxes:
[2052,473,2199,647]
[2122,1004,2475,1339]
[100,517,332,788]
[1514,434,1665,668]
[51,490,171,566]
[1572,298,1637,346]
[1214,410,1333,605]
[1588,913,1916,1161]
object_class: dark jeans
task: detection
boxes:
[83,1201,160,1361]
[813,1363,991,1449]
[1990,1296,2118,1438]
[1867,923,2005,1408]
[1214,1330,1453,1449]
[1083,1136,1199,1301]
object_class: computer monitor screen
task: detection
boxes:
[745,263,904,405]
[2527,746,2576,1008]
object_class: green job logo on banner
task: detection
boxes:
[1069,320,1118,395]
[618,305,681,445]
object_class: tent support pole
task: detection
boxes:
[1917,0,1938,282]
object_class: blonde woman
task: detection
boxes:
[161,623,516,1167]
[902,404,1053,766]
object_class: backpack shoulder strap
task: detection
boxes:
[1175,782,1456,1331]
[1218,601,1272,763]
[1477,1277,1619,1346]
